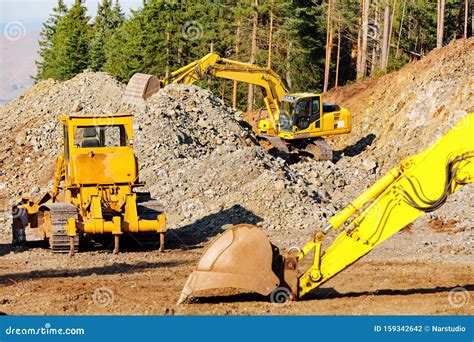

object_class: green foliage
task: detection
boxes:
[398,0,437,56]
[36,0,470,108]
[35,0,68,81]
[103,0,171,82]
[103,0,237,82]
[387,53,409,73]
[38,0,91,81]
[50,0,91,80]
[89,0,124,71]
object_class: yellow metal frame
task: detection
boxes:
[20,114,166,253]
[159,53,351,142]
[293,113,474,298]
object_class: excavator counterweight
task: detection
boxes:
[178,113,474,303]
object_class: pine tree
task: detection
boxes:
[89,0,124,71]
[44,0,91,80]
[104,0,171,82]
[35,0,68,81]
[284,2,326,92]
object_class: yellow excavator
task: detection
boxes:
[12,114,167,254]
[178,113,474,303]
[123,53,351,160]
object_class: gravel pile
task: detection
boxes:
[326,37,474,231]
[0,72,344,247]
[1,39,472,251]
[134,84,253,164]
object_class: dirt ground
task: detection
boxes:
[0,223,472,316]
[0,39,472,316]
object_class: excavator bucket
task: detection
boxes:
[178,224,281,304]
[123,73,161,104]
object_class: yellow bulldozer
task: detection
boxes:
[12,114,167,255]
[178,113,474,303]
[123,53,351,161]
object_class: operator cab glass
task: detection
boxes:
[279,100,294,132]
[280,95,321,132]
[74,125,128,148]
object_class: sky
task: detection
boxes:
[0,0,143,103]
[0,0,142,33]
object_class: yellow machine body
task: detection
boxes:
[179,113,474,302]
[124,53,351,159]
[13,114,166,254]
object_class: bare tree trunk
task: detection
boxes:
[472,0,474,37]
[165,32,170,77]
[386,0,397,64]
[360,0,370,78]
[371,0,379,74]
[465,0,469,38]
[232,18,241,109]
[324,0,333,92]
[208,41,214,86]
[437,0,440,45]
[356,0,363,78]
[381,4,391,70]
[268,0,274,68]
[356,28,362,76]
[336,25,341,88]
[396,0,406,58]
[437,0,445,48]
[247,0,258,112]
[286,41,292,89]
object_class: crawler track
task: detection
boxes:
[47,203,79,253]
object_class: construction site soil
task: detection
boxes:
[0,38,472,315]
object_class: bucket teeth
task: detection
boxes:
[177,285,193,305]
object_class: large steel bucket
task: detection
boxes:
[178,224,281,304]
[123,73,161,104]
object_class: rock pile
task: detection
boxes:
[132,84,253,166]
[1,39,473,248]
[326,37,474,232]
[0,72,343,247]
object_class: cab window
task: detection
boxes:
[311,98,321,128]
[63,125,70,160]
[295,100,311,117]
[74,125,128,148]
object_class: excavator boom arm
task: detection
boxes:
[297,114,474,297]
[164,53,288,102]
[124,53,289,132]
[178,114,473,303]
[163,54,288,132]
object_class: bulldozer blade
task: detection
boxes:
[123,73,161,104]
[178,224,281,304]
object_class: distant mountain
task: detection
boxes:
[0,32,40,103]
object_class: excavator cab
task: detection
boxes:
[274,93,350,140]
[278,95,321,132]
[123,52,351,160]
